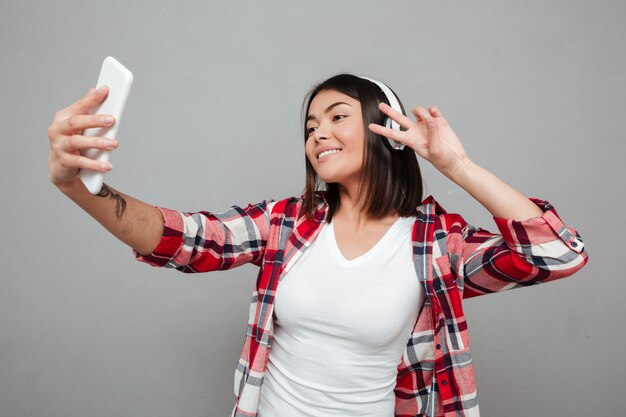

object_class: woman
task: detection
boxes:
[47,74,588,417]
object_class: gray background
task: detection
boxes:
[1,0,623,416]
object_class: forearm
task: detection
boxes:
[57,179,164,255]
[446,159,544,221]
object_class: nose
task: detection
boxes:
[312,124,329,142]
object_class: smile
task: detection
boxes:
[317,149,342,160]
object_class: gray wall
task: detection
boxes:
[1,0,622,416]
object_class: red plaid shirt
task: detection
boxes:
[134,191,588,417]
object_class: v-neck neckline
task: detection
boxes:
[327,217,403,266]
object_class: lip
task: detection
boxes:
[316,146,342,160]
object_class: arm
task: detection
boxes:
[407,107,588,291]
[370,102,577,222]
[48,86,274,270]
[370,103,588,295]
[452,198,588,298]
[48,86,164,256]
[444,159,544,221]
[58,179,164,256]
[133,199,276,272]
[445,158,587,296]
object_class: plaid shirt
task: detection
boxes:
[134,191,588,417]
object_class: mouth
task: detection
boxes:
[317,149,342,160]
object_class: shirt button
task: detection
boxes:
[441,380,447,386]
[436,344,441,350]
[571,241,578,248]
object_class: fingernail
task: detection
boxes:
[101,162,113,170]
[102,138,117,147]
[101,116,114,124]
[97,85,108,93]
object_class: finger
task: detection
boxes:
[59,85,109,118]
[368,123,409,144]
[61,153,113,172]
[421,109,439,140]
[411,107,422,122]
[59,154,113,172]
[429,105,442,117]
[55,113,115,135]
[62,133,118,152]
[378,102,414,129]
[411,106,431,122]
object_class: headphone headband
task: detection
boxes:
[358,76,405,151]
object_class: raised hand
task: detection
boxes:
[368,103,470,178]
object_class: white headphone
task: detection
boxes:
[358,76,406,151]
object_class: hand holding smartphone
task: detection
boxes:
[79,56,133,194]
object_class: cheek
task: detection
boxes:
[342,124,365,145]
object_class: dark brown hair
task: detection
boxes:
[301,73,424,222]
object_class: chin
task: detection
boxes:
[314,169,340,183]
[316,175,336,184]
[313,164,360,186]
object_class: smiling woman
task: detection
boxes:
[301,74,424,224]
[48,72,588,417]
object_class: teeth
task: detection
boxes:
[318,149,341,159]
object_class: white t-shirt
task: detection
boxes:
[257,216,425,417]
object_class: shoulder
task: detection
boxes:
[267,190,327,217]
[416,195,469,232]
[417,194,451,216]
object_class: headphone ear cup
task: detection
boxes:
[383,117,405,151]
[360,75,406,151]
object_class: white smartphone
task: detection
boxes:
[79,56,133,194]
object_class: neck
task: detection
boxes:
[334,183,399,230]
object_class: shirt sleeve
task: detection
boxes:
[459,198,589,299]
[132,199,276,273]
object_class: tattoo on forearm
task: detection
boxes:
[135,208,152,230]
[96,183,127,221]
[121,220,134,235]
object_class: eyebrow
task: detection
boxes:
[306,102,352,123]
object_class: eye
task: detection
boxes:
[306,115,347,135]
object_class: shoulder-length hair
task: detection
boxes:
[300,73,424,222]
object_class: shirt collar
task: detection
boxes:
[300,191,446,217]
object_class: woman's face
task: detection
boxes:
[305,89,366,186]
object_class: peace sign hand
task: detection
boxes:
[368,103,471,179]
